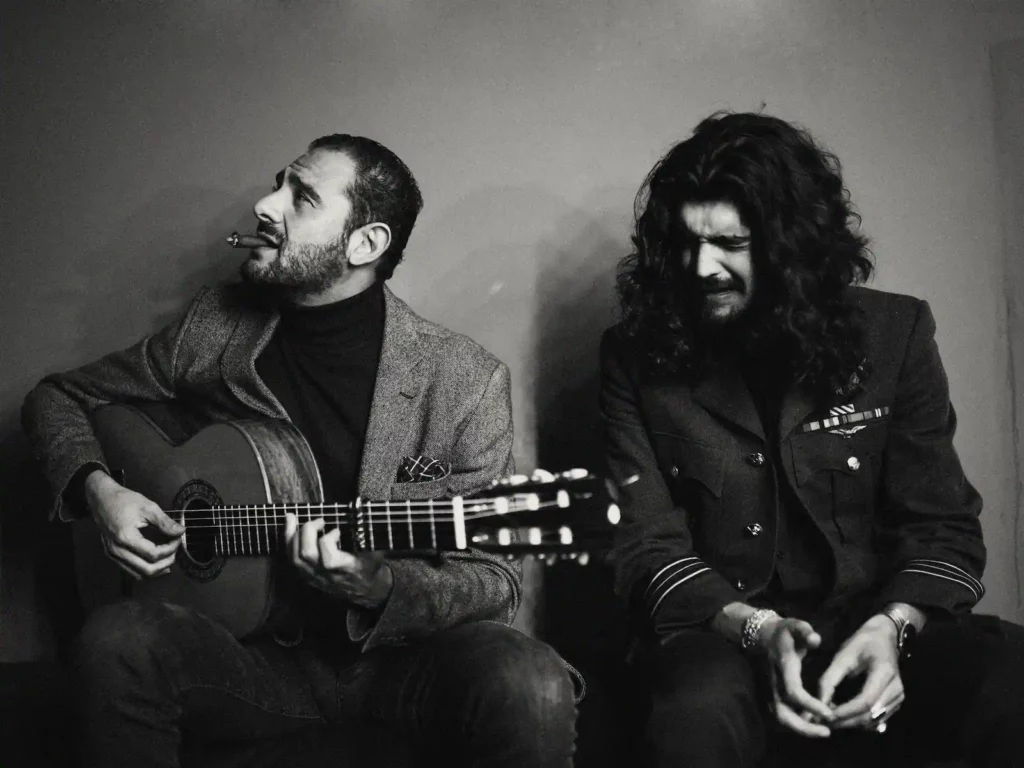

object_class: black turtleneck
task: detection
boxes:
[255,282,385,504]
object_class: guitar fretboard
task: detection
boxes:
[176,493,546,557]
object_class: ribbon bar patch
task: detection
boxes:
[800,406,891,434]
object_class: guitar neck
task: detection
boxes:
[182,495,523,557]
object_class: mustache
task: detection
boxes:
[695,276,744,293]
[256,223,285,246]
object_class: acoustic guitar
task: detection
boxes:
[73,404,622,638]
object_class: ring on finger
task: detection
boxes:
[870,705,888,722]
[875,721,888,734]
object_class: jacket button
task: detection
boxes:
[745,523,763,537]
[748,452,766,467]
[734,579,747,591]
[847,456,861,471]
[670,465,680,478]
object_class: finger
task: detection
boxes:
[299,518,326,565]
[831,661,896,721]
[833,675,905,729]
[103,544,143,580]
[818,649,860,709]
[108,542,176,578]
[778,646,833,721]
[774,693,831,738]
[318,527,344,569]
[115,527,181,562]
[143,505,186,537]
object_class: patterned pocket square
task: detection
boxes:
[397,455,452,483]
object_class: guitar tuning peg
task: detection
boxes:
[530,469,557,483]
[577,552,590,566]
[544,554,558,566]
[561,468,590,480]
[506,474,530,486]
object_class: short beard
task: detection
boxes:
[240,232,349,299]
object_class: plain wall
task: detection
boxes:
[2,0,1023,661]
[993,38,1024,624]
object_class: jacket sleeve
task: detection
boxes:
[874,300,986,614]
[600,330,742,637]
[21,289,208,521]
[348,360,523,649]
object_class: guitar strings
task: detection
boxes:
[169,498,569,530]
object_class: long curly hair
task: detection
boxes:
[617,111,874,396]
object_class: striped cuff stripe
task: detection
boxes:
[644,557,701,601]
[906,559,984,594]
[646,560,709,604]
[901,566,983,601]
[650,567,712,616]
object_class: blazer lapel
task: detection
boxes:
[220,308,283,419]
[357,287,428,500]
[691,365,765,441]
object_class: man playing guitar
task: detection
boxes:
[22,134,578,768]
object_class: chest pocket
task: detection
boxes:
[650,434,726,534]
[790,424,887,544]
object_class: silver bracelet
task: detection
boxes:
[741,608,779,651]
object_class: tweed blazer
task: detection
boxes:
[22,282,521,650]
[600,286,986,638]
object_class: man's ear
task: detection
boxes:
[347,223,392,267]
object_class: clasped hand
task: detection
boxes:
[760,615,904,738]
[283,513,394,610]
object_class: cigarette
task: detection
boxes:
[226,232,268,248]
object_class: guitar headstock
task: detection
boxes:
[461,468,624,565]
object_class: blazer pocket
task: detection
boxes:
[651,434,724,499]
[389,477,453,501]
[791,428,884,544]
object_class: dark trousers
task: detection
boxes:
[72,599,577,768]
[636,613,1024,768]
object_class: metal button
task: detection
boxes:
[847,456,861,471]
[748,452,766,467]
[734,579,747,591]
[745,523,763,537]
[670,465,680,478]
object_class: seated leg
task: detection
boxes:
[73,599,325,768]
[342,621,577,768]
[635,629,766,768]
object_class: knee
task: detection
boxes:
[439,622,576,715]
[646,649,762,759]
[74,599,184,676]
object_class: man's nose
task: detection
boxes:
[253,189,283,225]
[694,242,725,278]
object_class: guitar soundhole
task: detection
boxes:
[173,479,226,582]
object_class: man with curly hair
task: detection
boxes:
[600,111,1024,767]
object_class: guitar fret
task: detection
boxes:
[407,500,414,551]
[429,498,437,550]
[367,502,375,552]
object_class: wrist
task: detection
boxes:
[742,608,781,653]
[83,469,116,508]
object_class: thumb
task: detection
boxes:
[143,504,185,536]
[791,620,823,649]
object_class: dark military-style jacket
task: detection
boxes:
[600,286,986,637]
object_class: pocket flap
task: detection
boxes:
[389,477,452,501]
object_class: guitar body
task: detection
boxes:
[87,404,322,638]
